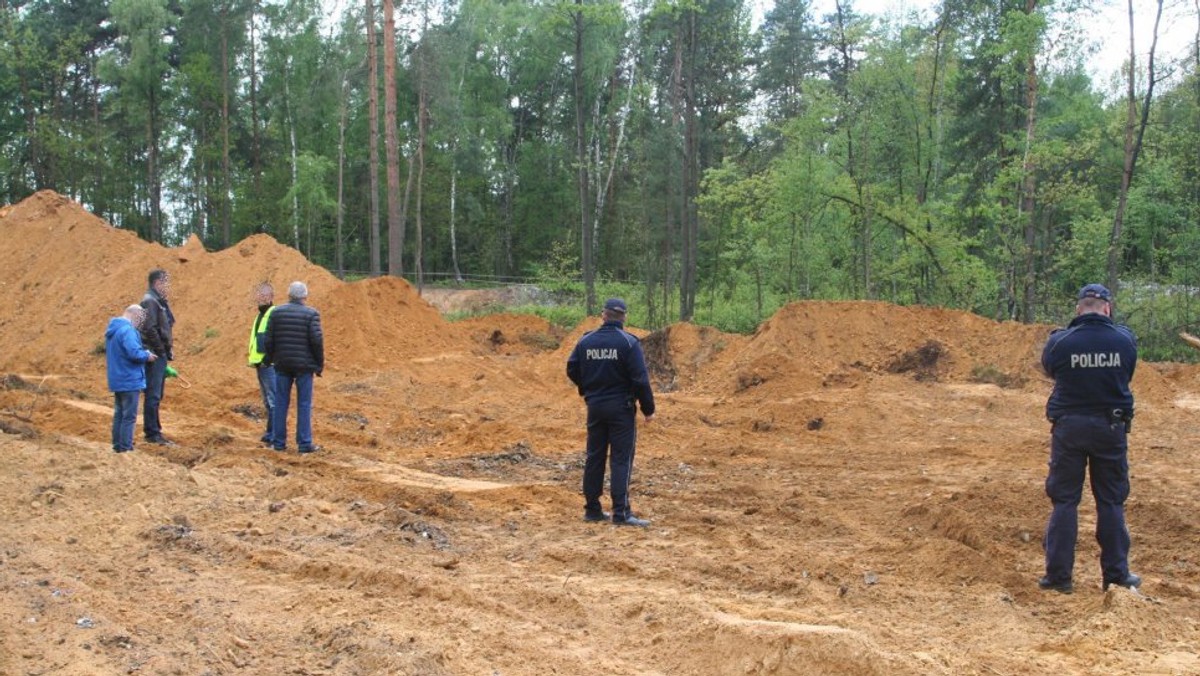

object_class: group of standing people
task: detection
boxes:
[105,269,174,452]
[105,271,324,455]
[105,274,1144,591]
[247,281,325,453]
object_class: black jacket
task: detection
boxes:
[139,288,175,359]
[263,300,324,375]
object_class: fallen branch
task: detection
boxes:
[1179,332,1200,352]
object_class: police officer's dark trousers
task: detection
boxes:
[583,400,637,519]
[1044,413,1132,585]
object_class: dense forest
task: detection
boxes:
[2,0,1198,356]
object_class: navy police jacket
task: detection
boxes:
[1042,312,1136,420]
[567,321,656,415]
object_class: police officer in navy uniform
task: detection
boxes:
[1039,283,1141,594]
[567,298,656,527]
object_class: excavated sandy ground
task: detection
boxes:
[1,191,1198,675]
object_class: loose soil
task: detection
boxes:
[1,190,1198,675]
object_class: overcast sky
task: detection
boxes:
[791,0,1196,90]
[324,0,1195,93]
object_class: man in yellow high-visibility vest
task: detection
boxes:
[248,282,277,446]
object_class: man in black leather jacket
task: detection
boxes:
[139,268,176,445]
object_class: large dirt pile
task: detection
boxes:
[700,301,1052,395]
[0,191,467,380]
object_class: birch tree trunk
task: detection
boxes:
[1019,0,1040,323]
[1106,0,1164,296]
[336,73,349,277]
[220,0,232,248]
[573,0,595,315]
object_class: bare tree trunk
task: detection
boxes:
[592,40,637,247]
[1106,0,1164,295]
[831,1,865,297]
[449,168,462,282]
[336,73,349,277]
[365,0,382,276]
[383,0,404,276]
[250,0,262,231]
[666,26,683,322]
[400,151,415,272]
[415,34,428,293]
[678,10,699,321]
[220,1,232,248]
[1019,0,1040,323]
[447,10,478,285]
[91,57,107,219]
[147,87,162,243]
[574,0,595,315]
[285,61,299,250]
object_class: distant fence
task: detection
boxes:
[332,269,549,288]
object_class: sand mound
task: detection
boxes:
[642,322,746,391]
[452,313,564,356]
[705,301,1051,395]
[668,612,896,675]
[554,316,651,359]
[0,191,465,380]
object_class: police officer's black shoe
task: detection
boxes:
[613,515,650,527]
[583,510,611,522]
[1103,573,1142,591]
[1038,576,1073,594]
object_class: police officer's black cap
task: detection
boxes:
[1077,284,1113,302]
[604,298,627,314]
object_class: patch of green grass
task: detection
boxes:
[970,364,1025,388]
[447,303,586,330]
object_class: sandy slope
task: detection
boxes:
[1,191,1198,675]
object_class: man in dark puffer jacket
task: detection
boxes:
[263,281,324,453]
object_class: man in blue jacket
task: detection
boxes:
[106,305,158,452]
[263,281,324,453]
[567,298,656,527]
[1039,284,1141,594]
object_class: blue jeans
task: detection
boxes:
[1044,413,1132,585]
[143,356,167,439]
[112,390,140,451]
[583,400,638,519]
[256,365,276,442]
[272,371,314,450]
